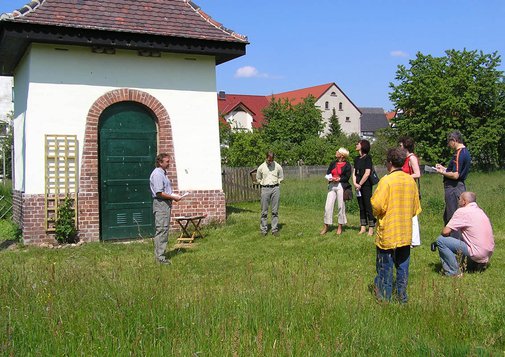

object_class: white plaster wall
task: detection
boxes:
[317,84,360,135]
[16,44,223,194]
[12,52,30,191]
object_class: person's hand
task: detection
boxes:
[435,164,446,174]
[354,183,361,190]
[172,193,182,201]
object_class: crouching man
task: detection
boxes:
[434,191,494,276]
[371,148,421,303]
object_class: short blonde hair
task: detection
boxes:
[337,147,349,158]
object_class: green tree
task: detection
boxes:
[262,95,324,146]
[0,111,13,179]
[370,127,400,165]
[389,49,505,169]
[225,131,267,167]
[327,108,343,138]
[218,118,233,164]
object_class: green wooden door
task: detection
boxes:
[99,102,157,240]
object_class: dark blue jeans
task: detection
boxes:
[375,246,410,303]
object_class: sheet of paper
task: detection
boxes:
[424,165,438,173]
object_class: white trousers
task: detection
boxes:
[411,215,421,246]
[324,183,347,225]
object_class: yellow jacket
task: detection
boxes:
[371,170,422,249]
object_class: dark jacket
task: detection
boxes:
[326,161,352,190]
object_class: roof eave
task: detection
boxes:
[0,22,246,75]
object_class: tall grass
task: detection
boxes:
[0,172,504,355]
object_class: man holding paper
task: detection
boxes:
[149,153,183,264]
[435,131,471,226]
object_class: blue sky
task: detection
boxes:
[2,0,504,110]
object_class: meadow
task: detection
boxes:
[0,171,504,356]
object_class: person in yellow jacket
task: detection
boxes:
[371,148,421,303]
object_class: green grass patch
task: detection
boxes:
[0,172,504,355]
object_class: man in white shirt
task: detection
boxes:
[256,152,284,236]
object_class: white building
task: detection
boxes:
[0,0,248,244]
[218,83,362,135]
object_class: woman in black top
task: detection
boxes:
[352,139,376,235]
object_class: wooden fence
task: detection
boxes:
[222,165,389,204]
[221,165,333,203]
[221,167,260,203]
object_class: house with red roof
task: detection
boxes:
[0,0,248,244]
[218,82,362,135]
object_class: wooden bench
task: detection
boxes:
[174,215,207,245]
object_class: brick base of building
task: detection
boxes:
[13,189,226,245]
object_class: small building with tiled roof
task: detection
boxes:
[359,107,390,139]
[0,0,248,244]
[218,83,361,135]
[217,92,269,131]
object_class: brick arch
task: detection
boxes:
[78,88,176,242]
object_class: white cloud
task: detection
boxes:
[235,66,268,78]
[390,50,409,58]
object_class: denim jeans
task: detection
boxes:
[375,246,410,303]
[436,235,469,276]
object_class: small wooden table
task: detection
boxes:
[174,215,206,245]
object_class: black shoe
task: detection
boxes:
[158,259,172,265]
[430,242,437,252]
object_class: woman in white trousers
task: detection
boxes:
[321,148,352,235]
[399,136,422,247]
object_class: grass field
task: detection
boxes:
[1,172,504,355]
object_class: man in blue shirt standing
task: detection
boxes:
[150,153,182,264]
[435,131,471,228]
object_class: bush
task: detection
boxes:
[54,196,78,244]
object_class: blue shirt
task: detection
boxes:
[149,167,173,198]
[444,147,471,183]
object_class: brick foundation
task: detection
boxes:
[17,88,226,245]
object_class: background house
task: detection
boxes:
[359,107,390,140]
[0,76,13,134]
[0,0,248,244]
[217,92,269,131]
[218,83,361,136]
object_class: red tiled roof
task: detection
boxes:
[274,83,334,105]
[3,0,247,43]
[385,111,397,121]
[218,94,270,128]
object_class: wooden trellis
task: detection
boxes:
[44,135,78,231]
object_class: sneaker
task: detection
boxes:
[158,259,172,265]
[272,231,280,237]
[261,231,268,236]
